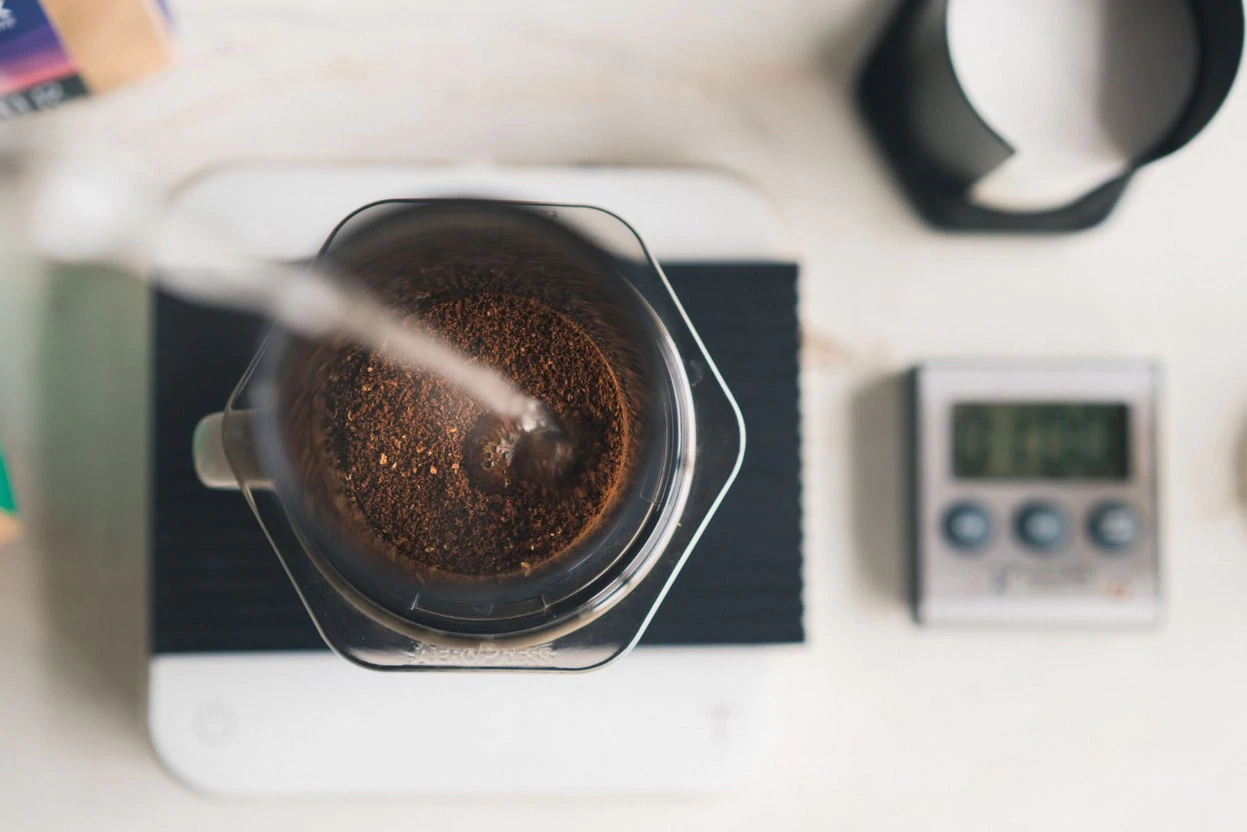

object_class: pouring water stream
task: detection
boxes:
[9,147,555,435]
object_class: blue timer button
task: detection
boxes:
[1088,502,1141,553]
[942,502,993,552]
[1015,502,1068,554]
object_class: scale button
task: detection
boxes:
[942,502,993,551]
[1088,502,1141,552]
[1014,502,1067,553]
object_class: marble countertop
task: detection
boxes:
[4,2,1247,829]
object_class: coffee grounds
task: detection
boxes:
[310,292,629,578]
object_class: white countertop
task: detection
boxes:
[5,1,1247,829]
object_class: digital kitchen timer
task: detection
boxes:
[909,362,1160,626]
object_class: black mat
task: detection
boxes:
[152,262,803,653]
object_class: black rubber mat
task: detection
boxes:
[152,262,803,653]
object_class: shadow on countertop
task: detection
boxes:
[848,372,908,605]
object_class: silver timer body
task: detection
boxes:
[909,362,1160,626]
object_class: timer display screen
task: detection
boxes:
[952,403,1129,480]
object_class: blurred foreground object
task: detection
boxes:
[0,439,17,542]
[0,0,173,119]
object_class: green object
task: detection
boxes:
[0,442,16,515]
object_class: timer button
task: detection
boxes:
[942,502,993,552]
[1088,502,1141,553]
[1014,502,1068,554]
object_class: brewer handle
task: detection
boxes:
[193,410,268,490]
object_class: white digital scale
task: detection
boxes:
[148,165,793,796]
[910,362,1161,626]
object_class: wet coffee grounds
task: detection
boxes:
[309,292,630,578]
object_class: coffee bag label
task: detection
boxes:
[0,0,85,118]
[0,0,171,119]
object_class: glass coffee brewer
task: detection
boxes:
[193,200,744,670]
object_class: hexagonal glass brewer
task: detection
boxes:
[192,199,744,671]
